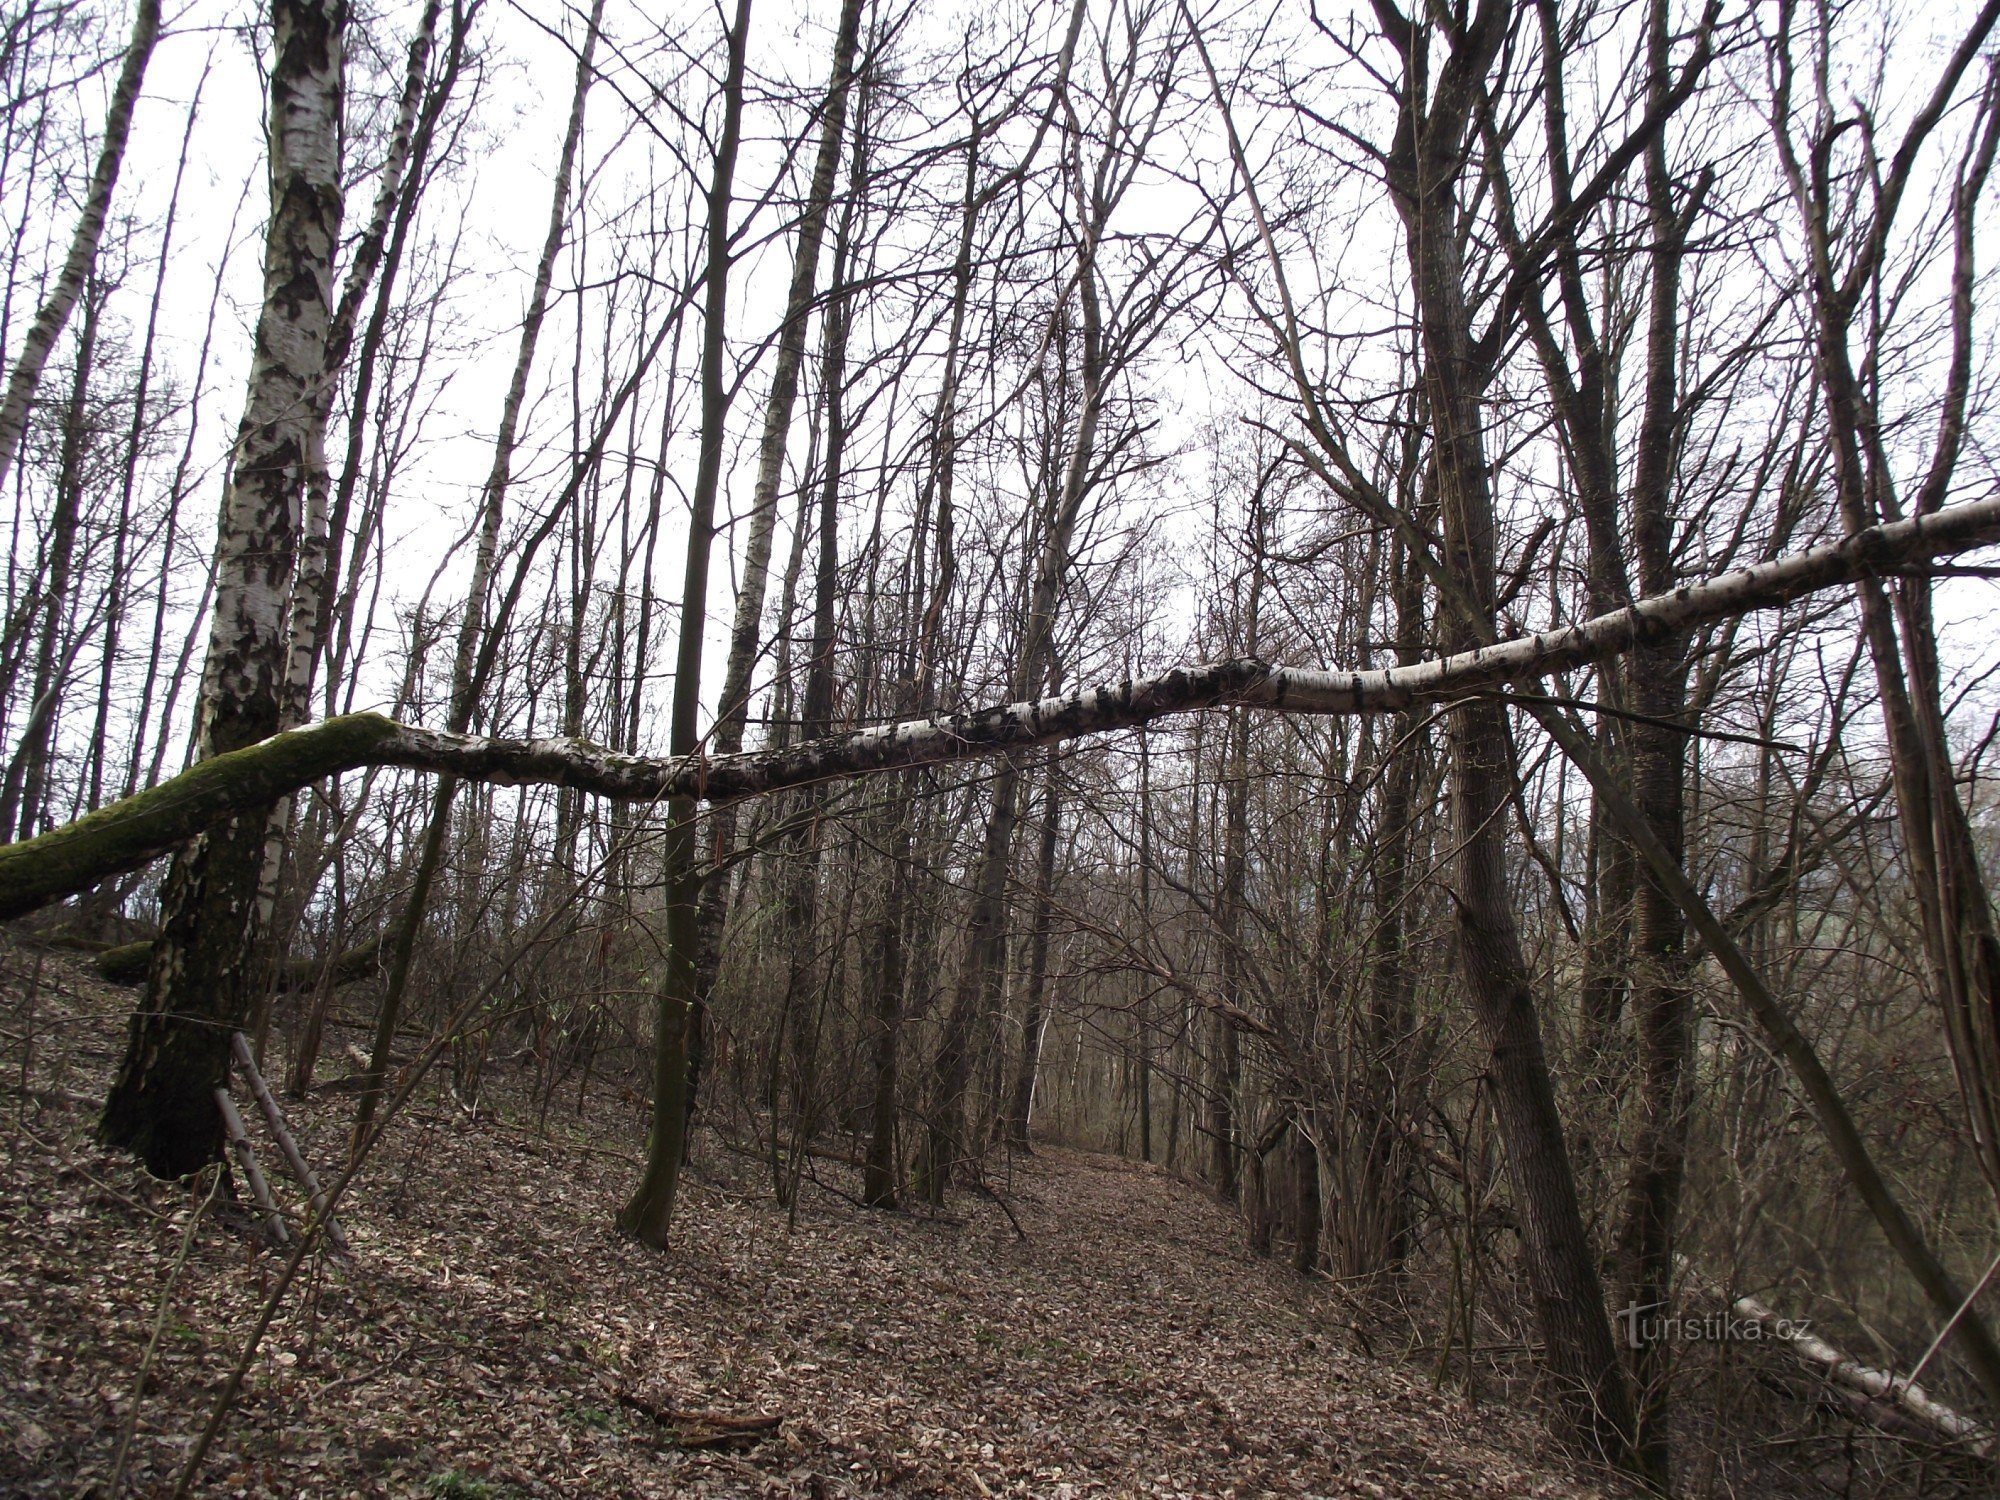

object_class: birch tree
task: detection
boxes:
[99,0,346,1178]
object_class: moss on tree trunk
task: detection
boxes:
[99,809,270,1176]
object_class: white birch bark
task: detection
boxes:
[98,0,347,1179]
[279,0,441,732]
[13,490,2000,925]
[1716,1285,1992,1453]
[197,0,345,757]
[254,0,444,955]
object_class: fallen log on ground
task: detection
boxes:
[1674,1257,1995,1457]
[94,932,387,988]
[1728,1290,1993,1455]
[1,492,1998,921]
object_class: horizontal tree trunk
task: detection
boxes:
[1727,1289,1991,1454]
[5,492,1999,922]
[96,931,385,988]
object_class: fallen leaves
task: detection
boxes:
[0,941,1617,1497]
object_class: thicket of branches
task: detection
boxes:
[6,0,2000,1490]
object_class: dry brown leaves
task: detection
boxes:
[0,944,1618,1498]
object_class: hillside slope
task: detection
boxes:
[1,946,1615,1498]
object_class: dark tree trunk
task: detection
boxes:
[2,279,102,841]
[618,0,750,1246]
[1210,704,1248,1202]
[1004,770,1061,1147]
[1378,3,1639,1466]
[1291,1112,1321,1275]
[1613,5,1698,1470]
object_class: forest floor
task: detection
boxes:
[0,940,1622,1499]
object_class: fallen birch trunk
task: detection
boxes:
[1728,1290,1993,1454]
[2,492,1999,922]
[214,1088,288,1247]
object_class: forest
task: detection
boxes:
[5,0,2000,1493]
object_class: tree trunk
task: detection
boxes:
[861,798,909,1207]
[1004,770,1061,1147]
[922,138,1106,1196]
[1291,1110,1321,1275]
[617,0,751,1248]
[686,0,866,1153]
[921,760,1022,1200]
[1135,730,1155,1163]
[1210,704,1248,1202]
[708,0,865,761]
[859,108,981,1203]
[1344,534,1424,1278]
[1,277,102,840]
[1613,6,1698,1471]
[99,0,346,1179]
[1380,3,1639,1465]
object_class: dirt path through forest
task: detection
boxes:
[2,947,1616,1497]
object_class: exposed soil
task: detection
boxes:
[0,941,1619,1498]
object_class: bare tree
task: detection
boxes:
[99,0,346,1177]
[0,0,159,498]
[618,0,753,1248]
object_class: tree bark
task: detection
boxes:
[860,796,909,1206]
[99,0,346,1179]
[617,0,751,1248]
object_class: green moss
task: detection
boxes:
[95,939,152,984]
[0,713,400,920]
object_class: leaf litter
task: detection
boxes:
[0,942,1622,1498]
